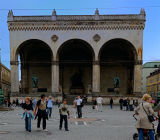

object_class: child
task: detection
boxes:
[59,99,70,131]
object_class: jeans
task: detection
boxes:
[25,116,31,131]
[97,103,103,111]
[157,119,160,135]
[59,115,68,130]
[139,129,154,140]
[37,110,46,130]
[126,105,129,111]
[120,103,123,110]
[47,108,52,118]
[110,104,113,109]
[77,105,82,118]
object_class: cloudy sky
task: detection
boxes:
[0,0,160,68]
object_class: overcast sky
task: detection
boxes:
[0,0,160,69]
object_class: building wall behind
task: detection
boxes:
[142,67,159,93]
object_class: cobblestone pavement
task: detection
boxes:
[0,105,152,140]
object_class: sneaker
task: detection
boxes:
[43,129,48,132]
[59,128,62,130]
[37,128,41,131]
[65,129,69,131]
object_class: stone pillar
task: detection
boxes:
[92,61,100,94]
[10,61,19,95]
[21,64,27,94]
[51,62,59,93]
[133,63,142,95]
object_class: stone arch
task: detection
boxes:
[98,38,138,95]
[15,39,53,94]
[56,39,95,94]
[98,38,138,61]
[15,39,53,62]
[56,39,95,61]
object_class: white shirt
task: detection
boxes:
[76,99,82,106]
[96,97,103,104]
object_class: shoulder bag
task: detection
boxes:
[142,103,155,123]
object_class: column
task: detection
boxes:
[133,63,142,95]
[51,61,59,93]
[21,64,27,94]
[92,61,100,93]
[10,61,19,95]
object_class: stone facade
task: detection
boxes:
[0,63,11,97]
[146,67,160,98]
[8,9,145,98]
[142,62,160,94]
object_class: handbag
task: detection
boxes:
[142,103,155,123]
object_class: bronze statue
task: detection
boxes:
[114,75,120,88]
[32,75,38,88]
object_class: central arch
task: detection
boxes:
[99,38,137,95]
[16,39,53,94]
[57,39,95,94]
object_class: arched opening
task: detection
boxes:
[58,39,95,95]
[99,39,137,95]
[16,39,53,94]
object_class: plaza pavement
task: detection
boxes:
[0,105,151,140]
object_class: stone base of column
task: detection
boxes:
[50,92,61,97]
[91,92,100,97]
[133,92,143,97]
[10,92,20,97]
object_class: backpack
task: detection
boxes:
[80,100,84,107]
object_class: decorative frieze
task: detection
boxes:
[7,9,146,31]
[8,21,145,31]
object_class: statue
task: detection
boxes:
[32,75,38,88]
[114,75,120,88]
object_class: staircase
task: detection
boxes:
[65,95,78,105]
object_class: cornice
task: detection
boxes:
[8,20,145,31]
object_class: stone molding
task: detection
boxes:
[8,14,145,22]
[134,60,143,65]
[51,61,59,65]
[8,21,145,31]
[10,61,19,65]
[93,61,100,65]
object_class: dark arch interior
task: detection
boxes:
[100,39,136,66]
[59,39,94,66]
[99,39,136,95]
[18,40,52,65]
[58,39,94,94]
[17,39,53,94]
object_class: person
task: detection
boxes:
[126,98,130,111]
[129,98,134,111]
[22,97,34,132]
[72,98,77,118]
[16,98,19,107]
[34,94,48,132]
[33,98,37,110]
[92,99,97,110]
[76,96,83,118]
[153,101,160,136]
[135,94,158,140]
[110,98,113,109]
[96,95,103,112]
[119,98,123,110]
[59,99,70,131]
[47,96,53,118]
